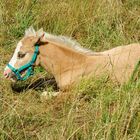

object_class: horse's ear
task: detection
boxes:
[36,28,47,43]
[25,26,36,37]
[36,28,44,38]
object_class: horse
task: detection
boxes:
[3,26,140,98]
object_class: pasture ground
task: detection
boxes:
[0,0,140,139]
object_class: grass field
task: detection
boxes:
[0,0,140,139]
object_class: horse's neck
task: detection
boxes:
[39,43,87,74]
[39,42,109,76]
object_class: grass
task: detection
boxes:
[0,0,140,139]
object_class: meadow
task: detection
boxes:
[0,0,140,139]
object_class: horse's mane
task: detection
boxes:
[25,26,98,55]
[44,32,95,55]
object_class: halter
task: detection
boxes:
[7,45,39,80]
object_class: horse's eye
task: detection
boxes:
[17,52,26,59]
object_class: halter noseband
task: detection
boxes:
[7,45,39,80]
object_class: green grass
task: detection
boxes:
[0,0,140,139]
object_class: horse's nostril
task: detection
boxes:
[4,72,9,78]
[4,69,12,76]
[4,70,11,78]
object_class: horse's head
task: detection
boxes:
[4,27,45,81]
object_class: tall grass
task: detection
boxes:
[0,0,140,139]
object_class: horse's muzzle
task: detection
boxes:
[4,68,17,82]
[4,69,12,78]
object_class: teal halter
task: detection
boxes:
[7,45,39,80]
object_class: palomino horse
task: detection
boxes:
[4,27,140,97]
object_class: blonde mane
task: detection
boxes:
[44,32,95,55]
[25,26,96,55]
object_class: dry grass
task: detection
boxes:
[0,0,140,139]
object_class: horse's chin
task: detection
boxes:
[10,74,17,82]
[5,72,17,82]
[10,78,17,82]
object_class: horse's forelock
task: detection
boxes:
[24,27,45,43]
[25,26,36,37]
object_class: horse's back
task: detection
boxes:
[105,43,140,83]
[102,43,140,56]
